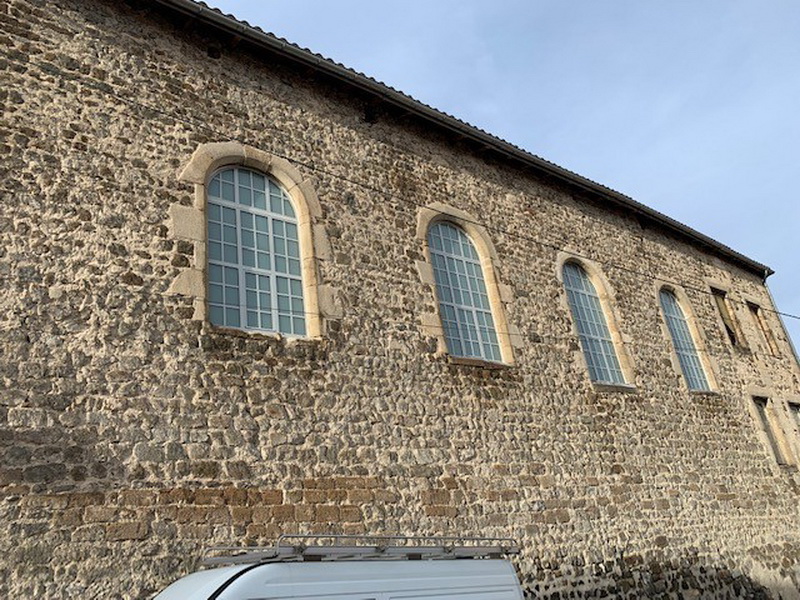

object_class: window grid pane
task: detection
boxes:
[562,263,625,384]
[428,222,501,362]
[208,167,305,336]
[659,290,710,391]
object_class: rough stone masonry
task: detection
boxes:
[1,0,799,598]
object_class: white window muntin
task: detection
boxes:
[428,221,501,362]
[207,167,306,336]
[659,289,709,391]
[562,262,625,384]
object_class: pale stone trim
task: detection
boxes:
[743,389,798,468]
[555,251,636,388]
[655,279,719,391]
[786,395,800,464]
[415,202,517,364]
[741,292,783,359]
[170,141,337,338]
[702,277,747,350]
[168,205,204,241]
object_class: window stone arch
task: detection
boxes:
[415,202,519,365]
[656,282,718,391]
[168,141,340,338]
[555,253,635,387]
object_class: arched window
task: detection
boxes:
[562,262,625,384]
[207,166,306,336]
[428,221,501,362]
[659,289,709,390]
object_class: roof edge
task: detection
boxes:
[152,0,774,281]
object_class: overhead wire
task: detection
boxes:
[1,48,798,329]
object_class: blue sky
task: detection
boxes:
[207,0,799,351]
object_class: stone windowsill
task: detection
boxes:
[205,324,321,344]
[592,382,638,394]
[445,355,512,370]
[689,389,721,397]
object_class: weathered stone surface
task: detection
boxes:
[1,1,799,599]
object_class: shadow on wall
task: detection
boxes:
[520,551,800,599]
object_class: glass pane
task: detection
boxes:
[208,178,221,198]
[206,171,305,336]
[209,305,224,326]
[221,182,235,202]
[253,191,266,210]
[242,249,255,267]
[225,307,240,327]
[660,290,710,390]
[427,222,500,362]
[293,317,306,336]
[208,242,222,261]
[208,222,222,241]
[562,263,625,384]
[223,225,237,244]
[223,244,237,263]
[208,284,224,304]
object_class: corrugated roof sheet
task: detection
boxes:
[153,0,772,280]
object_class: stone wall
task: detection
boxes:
[2,0,799,598]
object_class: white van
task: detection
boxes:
[153,535,524,600]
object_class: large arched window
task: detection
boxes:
[562,262,626,384]
[428,221,502,362]
[659,289,709,390]
[207,166,306,336]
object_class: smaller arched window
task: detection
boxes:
[659,289,710,390]
[562,262,625,384]
[207,166,306,336]
[428,221,502,362]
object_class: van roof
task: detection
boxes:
[156,560,524,600]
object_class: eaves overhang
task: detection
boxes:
[152,0,774,281]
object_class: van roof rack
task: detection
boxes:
[202,534,520,566]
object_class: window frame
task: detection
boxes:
[172,141,338,339]
[559,259,630,386]
[657,285,715,392]
[416,203,518,366]
[710,287,741,347]
[206,166,306,336]
[427,220,502,363]
[749,396,797,467]
[746,301,779,356]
